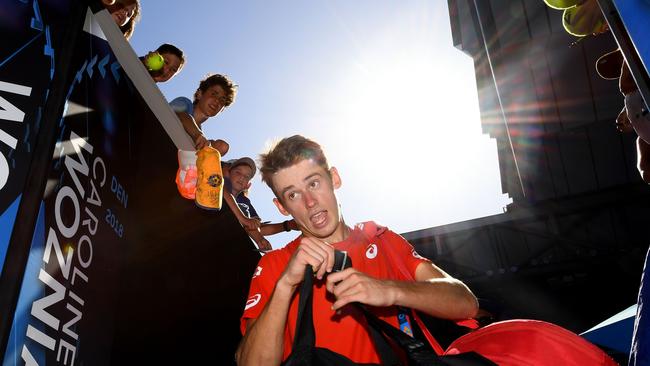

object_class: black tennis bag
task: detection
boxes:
[281,264,494,366]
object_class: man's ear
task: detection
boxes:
[245,181,252,190]
[273,197,290,216]
[330,167,342,189]
[194,89,202,102]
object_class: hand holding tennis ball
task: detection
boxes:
[543,0,580,10]
[145,52,164,71]
[562,1,606,37]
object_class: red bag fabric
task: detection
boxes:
[445,319,618,366]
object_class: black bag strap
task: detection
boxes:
[358,304,466,365]
[291,265,400,364]
[292,265,316,349]
[292,265,495,366]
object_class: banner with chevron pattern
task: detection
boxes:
[0,0,72,274]
[2,2,146,364]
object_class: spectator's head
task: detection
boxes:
[260,135,343,240]
[227,157,257,195]
[152,44,185,83]
[193,74,237,118]
[107,0,140,39]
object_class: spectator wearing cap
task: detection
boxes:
[223,157,298,251]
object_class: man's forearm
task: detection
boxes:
[327,262,478,320]
[389,278,478,320]
[236,282,295,366]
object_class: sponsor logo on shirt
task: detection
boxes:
[253,266,262,278]
[245,294,261,310]
[366,243,378,259]
[411,249,425,260]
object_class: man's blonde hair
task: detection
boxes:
[259,135,330,196]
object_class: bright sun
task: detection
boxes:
[315,35,511,231]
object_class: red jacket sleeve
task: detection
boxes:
[379,229,431,279]
[239,253,280,335]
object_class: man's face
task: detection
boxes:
[230,165,253,194]
[272,159,343,242]
[153,53,182,83]
[195,84,227,117]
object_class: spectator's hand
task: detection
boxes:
[239,216,261,231]
[572,0,608,36]
[278,237,335,290]
[287,219,299,231]
[616,109,634,133]
[194,134,210,150]
[210,139,230,156]
[326,268,396,311]
[256,238,273,251]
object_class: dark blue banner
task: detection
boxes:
[2,5,136,365]
[0,0,70,274]
[611,0,650,78]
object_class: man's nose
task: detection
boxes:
[303,192,316,208]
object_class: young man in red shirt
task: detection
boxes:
[236,135,478,365]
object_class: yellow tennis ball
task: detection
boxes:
[562,6,605,37]
[145,52,164,71]
[544,0,580,10]
[543,0,580,10]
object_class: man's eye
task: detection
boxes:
[309,180,319,189]
[288,192,298,200]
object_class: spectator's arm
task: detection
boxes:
[247,229,272,251]
[638,137,650,183]
[176,112,208,149]
[223,191,261,231]
[260,219,298,236]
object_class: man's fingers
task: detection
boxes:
[325,268,352,292]
[298,245,329,277]
[331,291,362,311]
[299,238,336,277]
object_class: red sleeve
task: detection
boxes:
[381,230,430,279]
[239,252,282,335]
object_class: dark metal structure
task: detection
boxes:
[403,0,650,337]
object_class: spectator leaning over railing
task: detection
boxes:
[222,157,298,251]
[104,0,140,39]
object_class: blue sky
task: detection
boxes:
[130,1,512,248]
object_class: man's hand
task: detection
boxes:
[325,269,397,311]
[278,237,335,290]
